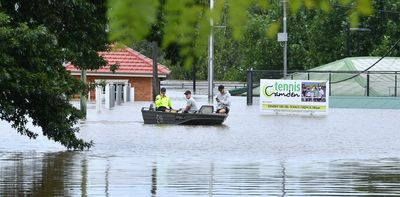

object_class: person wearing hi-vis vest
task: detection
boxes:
[155,87,173,112]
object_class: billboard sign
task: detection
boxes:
[260,79,329,114]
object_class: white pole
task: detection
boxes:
[105,83,111,109]
[283,0,288,78]
[208,0,214,103]
[110,84,115,108]
[130,86,135,102]
[123,83,128,102]
[116,84,121,105]
[95,85,101,112]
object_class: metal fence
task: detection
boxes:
[161,80,247,94]
[246,70,400,105]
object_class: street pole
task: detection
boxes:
[80,69,87,117]
[192,64,196,93]
[208,0,214,103]
[346,24,351,57]
[349,27,371,57]
[283,0,287,78]
[152,41,159,101]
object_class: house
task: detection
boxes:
[65,46,170,101]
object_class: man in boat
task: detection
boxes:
[155,87,173,112]
[215,85,231,114]
[183,90,198,113]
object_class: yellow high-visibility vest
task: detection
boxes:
[155,95,172,109]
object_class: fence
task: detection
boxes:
[246,70,400,105]
[161,80,247,94]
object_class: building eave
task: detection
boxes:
[69,71,168,78]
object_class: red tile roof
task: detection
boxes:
[65,47,170,77]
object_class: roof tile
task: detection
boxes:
[65,46,171,76]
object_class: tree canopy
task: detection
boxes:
[111,0,399,81]
[0,0,108,150]
[108,0,375,69]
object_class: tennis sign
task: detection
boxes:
[260,79,329,114]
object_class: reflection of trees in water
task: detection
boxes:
[164,163,213,195]
[2,154,400,196]
[0,152,78,196]
[161,159,400,196]
[81,156,88,197]
[281,162,286,197]
[151,162,157,197]
[164,162,284,196]
[330,159,400,194]
[293,159,400,195]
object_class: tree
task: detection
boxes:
[108,0,374,72]
[0,0,108,150]
[367,0,400,57]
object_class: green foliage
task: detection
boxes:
[113,0,400,84]
[110,63,120,73]
[108,0,159,44]
[211,0,398,78]
[0,0,108,150]
[108,0,374,43]
[108,0,376,81]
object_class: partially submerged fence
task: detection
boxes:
[246,70,400,105]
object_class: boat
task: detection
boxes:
[141,105,228,125]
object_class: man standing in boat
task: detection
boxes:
[155,87,173,112]
[215,85,231,114]
[183,90,198,113]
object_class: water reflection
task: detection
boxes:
[1,152,400,196]
[281,162,286,197]
[2,91,400,196]
[151,162,157,197]
[0,152,77,196]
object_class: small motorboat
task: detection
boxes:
[141,105,228,125]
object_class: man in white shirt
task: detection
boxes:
[183,90,198,113]
[215,85,231,114]
[318,87,325,102]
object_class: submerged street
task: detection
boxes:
[1,90,400,196]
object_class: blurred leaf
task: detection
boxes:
[162,0,185,48]
[357,0,373,16]
[319,0,332,13]
[338,0,351,5]
[194,13,211,57]
[289,0,302,15]
[254,0,268,10]
[349,11,359,28]
[108,0,159,44]
[227,1,253,40]
[212,0,225,25]
[266,21,280,39]
[183,56,193,71]
[304,0,315,9]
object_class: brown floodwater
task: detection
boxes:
[1,90,400,196]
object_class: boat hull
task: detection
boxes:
[141,108,228,125]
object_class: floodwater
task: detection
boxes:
[1,89,400,196]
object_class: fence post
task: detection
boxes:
[329,72,332,96]
[395,72,398,97]
[246,69,253,105]
[366,72,370,96]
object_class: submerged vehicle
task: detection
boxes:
[141,105,228,125]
